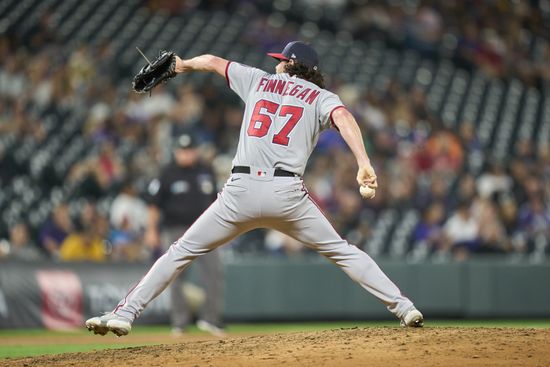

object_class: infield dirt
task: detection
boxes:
[2,327,549,367]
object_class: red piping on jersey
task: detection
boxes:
[225,61,232,88]
[305,193,346,243]
[306,193,325,215]
[329,105,346,129]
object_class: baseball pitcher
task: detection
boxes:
[86,41,423,336]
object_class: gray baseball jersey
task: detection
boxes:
[112,62,416,323]
[228,62,343,176]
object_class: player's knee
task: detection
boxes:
[171,238,210,258]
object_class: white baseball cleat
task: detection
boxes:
[85,312,132,337]
[400,308,424,328]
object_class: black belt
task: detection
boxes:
[231,166,297,177]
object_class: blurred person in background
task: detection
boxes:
[453,172,477,207]
[0,222,43,261]
[67,159,109,200]
[516,195,550,253]
[24,12,58,51]
[442,199,480,261]
[38,203,73,259]
[109,180,148,262]
[144,133,224,336]
[404,4,443,58]
[58,202,108,262]
[169,84,204,131]
[471,196,510,254]
[412,201,445,253]
[476,162,513,201]
[331,187,365,237]
[415,174,452,212]
[423,129,464,176]
[458,122,483,164]
[95,141,125,188]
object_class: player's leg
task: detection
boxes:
[271,182,419,323]
[113,198,246,321]
[86,195,249,335]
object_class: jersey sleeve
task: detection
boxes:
[226,62,269,101]
[318,91,345,131]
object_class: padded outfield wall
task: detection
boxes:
[0,257,549,328]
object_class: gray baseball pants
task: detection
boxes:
[161,226,223,329]
[114,170,415,321]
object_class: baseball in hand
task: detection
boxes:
[360,185,376,199]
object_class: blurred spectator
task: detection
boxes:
[476,162,513,200]
[68,45,94,92]
[471,197,510,254]
[358,91,388,131]
[423,129,464,175]
[137,84,176,121]
[110,182,148,233]
[25,12,59,51]
[305,155,335,207]
[95,141,124,188]
[404,5,443,57]
[515,196,550,252]
[169,85,204,127]
[67,143,124,199]
[0,222,44,261]
[58,215,108,262]
[38,203,73,258]
[415,174,452,212]
[442,199,480,261]
[331,188,364,236]
[455,173,477,204]
[0,53,26,100]
[387,161,417,208]
[109,181,148,261]
[412,201,445,252]
[67,159,107,200]
[28,52,54,108]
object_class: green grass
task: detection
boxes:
[0,325,168,337]
[1,320,549,360]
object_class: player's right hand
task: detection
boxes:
[357,164,377,189]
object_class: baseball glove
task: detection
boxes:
[132,50,177,94]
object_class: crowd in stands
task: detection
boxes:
[0,0,548,263]
[340,0,549,85]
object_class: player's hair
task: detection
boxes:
[284,62,325,89]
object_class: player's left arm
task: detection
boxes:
[175,54,229,78]
[332,107,377,189]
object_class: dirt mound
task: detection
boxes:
[4,327,549,367]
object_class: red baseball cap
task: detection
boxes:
[268,41,319,69]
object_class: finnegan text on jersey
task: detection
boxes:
[256,77,320,105]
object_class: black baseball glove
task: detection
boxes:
[132,50,177,94]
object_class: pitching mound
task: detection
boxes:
[4,327,549,367]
